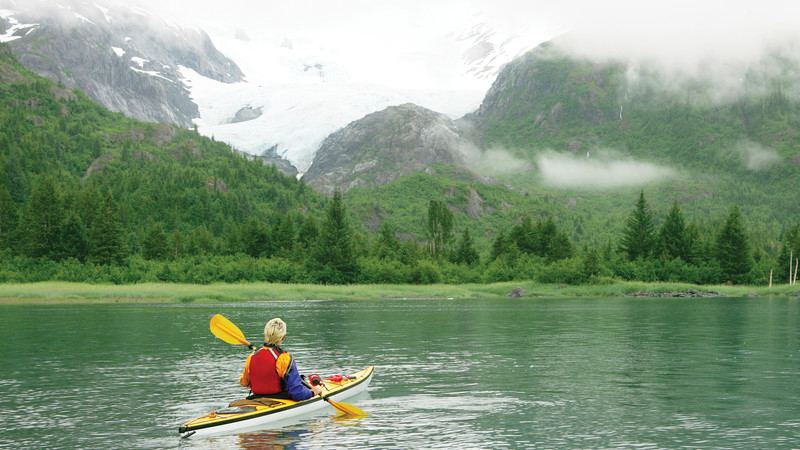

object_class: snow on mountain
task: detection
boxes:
[0,8,37,42]
[182,12,556,174]
[0,0,243,127]
[3,0,556,174]
[182,66,486,174]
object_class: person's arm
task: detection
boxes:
[239,353,253,387]
[277,353,316,401]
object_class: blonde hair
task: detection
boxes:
[263,318,287,345]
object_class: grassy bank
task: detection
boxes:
[0,281,798,303]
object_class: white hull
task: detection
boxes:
[181,368,372,438]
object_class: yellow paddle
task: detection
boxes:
[303,376,369,417]
[208,314,368,417]
[209,314,255,349]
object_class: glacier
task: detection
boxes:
[179,12,556,174]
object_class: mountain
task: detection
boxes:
[1,36,798,287]
[0,3,552,175]
[303,103,479,196]
[0,42,322,253]
[0,0,243,127]
[336,40,800,251]
[181,15,538,174]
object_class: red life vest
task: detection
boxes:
[249,347,283,395]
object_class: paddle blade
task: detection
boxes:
[210,314,252,347]
[325,398,368,417]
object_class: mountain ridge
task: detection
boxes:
[303,103,478,196]
[0,0,243,127]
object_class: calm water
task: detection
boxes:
[1,297,798,449]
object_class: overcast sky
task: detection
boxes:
[111,1,791,89]
[141,1,800,54]
[20,0,768,91]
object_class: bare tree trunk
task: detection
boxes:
[769,269,773,288]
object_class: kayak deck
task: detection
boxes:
[179,366,373,437]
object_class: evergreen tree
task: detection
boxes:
[489,230,509,261]
[582,246,603,278]
[425,200,453,258]
[142,223,170,260]
[22,175,64,260]
[87,194,127,265]
[534,217,558,256]
[242,217,270,258]
[272,214,295,257]
[188,225,217,256]
[452,227,480,266]
[373,222,398,260]
[537,217,574,261]
[657,201,691,261]
[311,189,357,283]
[619,191,656,261]
[510,216,535,254]
[0,183,18,250]
[297,215,318,250]
[714,205,752,284]
[57,212,88,261]
[548,229,575,261]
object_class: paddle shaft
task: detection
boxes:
[302,377,368,416]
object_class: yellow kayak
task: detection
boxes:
[179,366,373,438]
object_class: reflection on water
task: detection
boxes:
[0,297,798,448]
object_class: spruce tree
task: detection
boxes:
[534,217,557,257]
[57,212,88,261]
[273,214,295,257]
[714,205,752,284]
[188,225,216,256]
[0,183,18,250]
[453,227,480,266]
[657,201,691,261]
[619,191,656,261]
[87,194,127,265]
[510,216,535,254]
[489,230,509,261]
[23,175,64,260]
[549,229,574,261]
[373,222,398,260]
[534,217,573,261]
[242,217,270,258]
[142,223,170,260]
[297,215,319,250]
[312,189,357,284]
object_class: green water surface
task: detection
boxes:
[1,297,798,448]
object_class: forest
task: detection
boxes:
[0,43,799,287]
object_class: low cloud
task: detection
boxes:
[735,140,780,171]
[469,148,531,175]
[549,1,800,105]
[537,150,675,189]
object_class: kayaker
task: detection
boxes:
[239,318,322,400]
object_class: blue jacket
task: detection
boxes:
[284,358,314,401]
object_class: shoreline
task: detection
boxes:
[0,281,798,303]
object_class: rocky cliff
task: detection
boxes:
[0,0,243,128]
[463,41,622,148]
[302,103,476,196]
